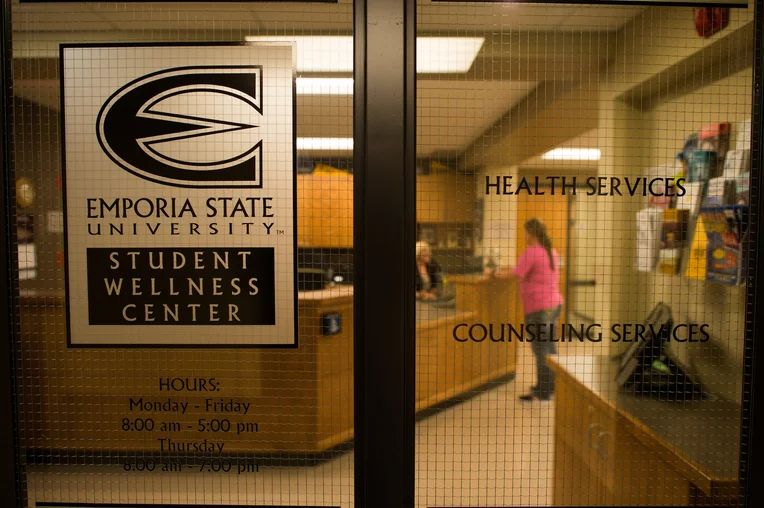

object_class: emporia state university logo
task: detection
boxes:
[96,66,264,188]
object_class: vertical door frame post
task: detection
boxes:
[354,0,416,506]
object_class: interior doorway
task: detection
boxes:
[517,190,570,326]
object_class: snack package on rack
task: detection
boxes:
[699,205,748,285]
[658,249,681,275]
[685,214,707,280]
[661,209,688,249]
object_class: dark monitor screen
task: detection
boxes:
[616,302,673,386]
[464,256,484,274]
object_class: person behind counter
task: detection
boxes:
[416,241,443,301]
[488,218,563,401]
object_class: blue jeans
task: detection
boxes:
[526,305,562,398]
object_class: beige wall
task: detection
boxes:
[569,193,601,323]
[478,166,519,268]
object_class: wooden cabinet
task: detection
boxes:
[297,172,476,248]
[551,356,736,507]
[555,436,601,506]
[555,373,691,506]
[610,427,690,505]
[297,173,353,248]
[417,173,476,223]
[554,370,616,506]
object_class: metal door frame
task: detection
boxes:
[353,0,416,506]
[1,0,21,503]
[1,0,764,507]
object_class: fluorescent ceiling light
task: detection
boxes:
[297,138,354,151]
[245,36,484,74]
[245,36,353,72]
[297,77,353,95]
[541,148,601,161]
[416,37,485,73]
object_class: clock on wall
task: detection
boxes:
[16,177,35,208]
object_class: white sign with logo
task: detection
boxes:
[61,43,297,347]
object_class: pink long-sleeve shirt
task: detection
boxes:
[512,244,563,314]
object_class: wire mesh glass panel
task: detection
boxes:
[415,2,753,507]
[10,1,354,505]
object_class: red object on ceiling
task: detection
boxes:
[694,8,730,38]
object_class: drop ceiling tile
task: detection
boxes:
[419,3,642,32]
[559,6,642,30]
[416,80,536,155]
[12,4,114,32]
[13,15,114,33]
[94,3,258,32]
[11,1,640,33]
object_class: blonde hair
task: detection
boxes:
[416,241,431,259]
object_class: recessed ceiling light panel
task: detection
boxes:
[296,77,354,95]
[245,36,353,72]
[416,37,485,74]
[246,36,485,75]
[297,138,354,151]
[541,148,601,161]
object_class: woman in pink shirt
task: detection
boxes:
[493,218,563,401]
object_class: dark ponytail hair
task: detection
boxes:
[525,218,555,270]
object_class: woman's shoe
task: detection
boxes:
[519,392,552,401]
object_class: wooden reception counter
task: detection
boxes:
[19,275,518,456]
[417,274,521,410]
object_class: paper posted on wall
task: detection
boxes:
[698,205,748,285]
[722,149,750,179]
[736,118,751,150]
[636,208,663,272]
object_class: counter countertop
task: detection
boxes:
[297,285,353,302]
[416,301,475,329]
[549,355,740,483]
[449,273,515,284]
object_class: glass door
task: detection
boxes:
[415,1,754,506]
[2,0,762,507]
[8,1,355,505]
